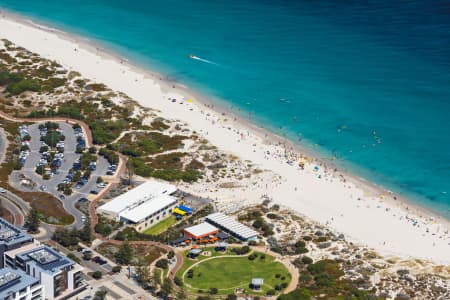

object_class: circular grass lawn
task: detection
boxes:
[183,252,291,295]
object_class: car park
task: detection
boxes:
[92,256,107,265]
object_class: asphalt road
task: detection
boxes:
[16,122,110,229]
[0,189,54,240]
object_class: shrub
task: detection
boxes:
[174,276,183,286]
[316,236,328,243]
[232,246,250,255]
[209,288,218,294]
[112,266,121,273]
[155,258,169,269]
[295,240,306,248]
[295,247,308,254]
[92,271,102,279]
[301,256,313,265]
[303,236,312,241]
[7,79,40,95]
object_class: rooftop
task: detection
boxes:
[252,278,264,285]
[188,248,202,255]
[0,268,40,299]
[120,194,177,223]
[205,213,258,240]
[0,218,33,246]
[184,222,219,238]
[97,181,177,217]
[17,246,74,274]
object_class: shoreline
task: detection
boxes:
[1,10,450,264]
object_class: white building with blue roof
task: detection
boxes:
[0,218,33,268]
[5,245,83,300]
[0,267,43,300]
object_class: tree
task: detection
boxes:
[67,253,81,264]
[52,227,79,247]
[25,208,40,233]
[35,165,45,175]
[93,290,107,300]
[126,159,135,186]
[92,271,102,279]
[136,264,151,284]
[79,218,93,243]
[160,278,172,298]
[176,288,188,300]
[155,258,169,269]
[115,241,133,265]
[174,276,183,286]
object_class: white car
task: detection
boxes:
[0,188,6,193]
[96,183,106,188]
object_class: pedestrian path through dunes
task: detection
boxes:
[181,251,291,296]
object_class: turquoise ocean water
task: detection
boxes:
[1,0,449,217]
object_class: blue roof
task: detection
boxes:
[0,218,33,247]
[0,268,39,299]
[16,246,74,274]
[177,205,193,213]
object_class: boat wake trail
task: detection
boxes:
[189,54,219,66]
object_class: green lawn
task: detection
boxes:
[183,251,291,295]
[143,216,176,235]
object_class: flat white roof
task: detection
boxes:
[97,181,177,215]
[206,212,258,240]
[120,194,177,223]
[184,222,218,238]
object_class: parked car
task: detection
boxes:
[90,190,99,195]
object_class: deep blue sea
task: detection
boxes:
[1,0,449,217]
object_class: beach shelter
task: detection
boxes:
[173,207,187,216]
[178,205,193,214]
[188,248,202,258]
[251,278,264,290]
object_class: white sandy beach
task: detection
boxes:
[1,13,449,265]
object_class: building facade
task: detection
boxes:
[97,181,178,232]
[5,245,83,299]
[0,218,33,268]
